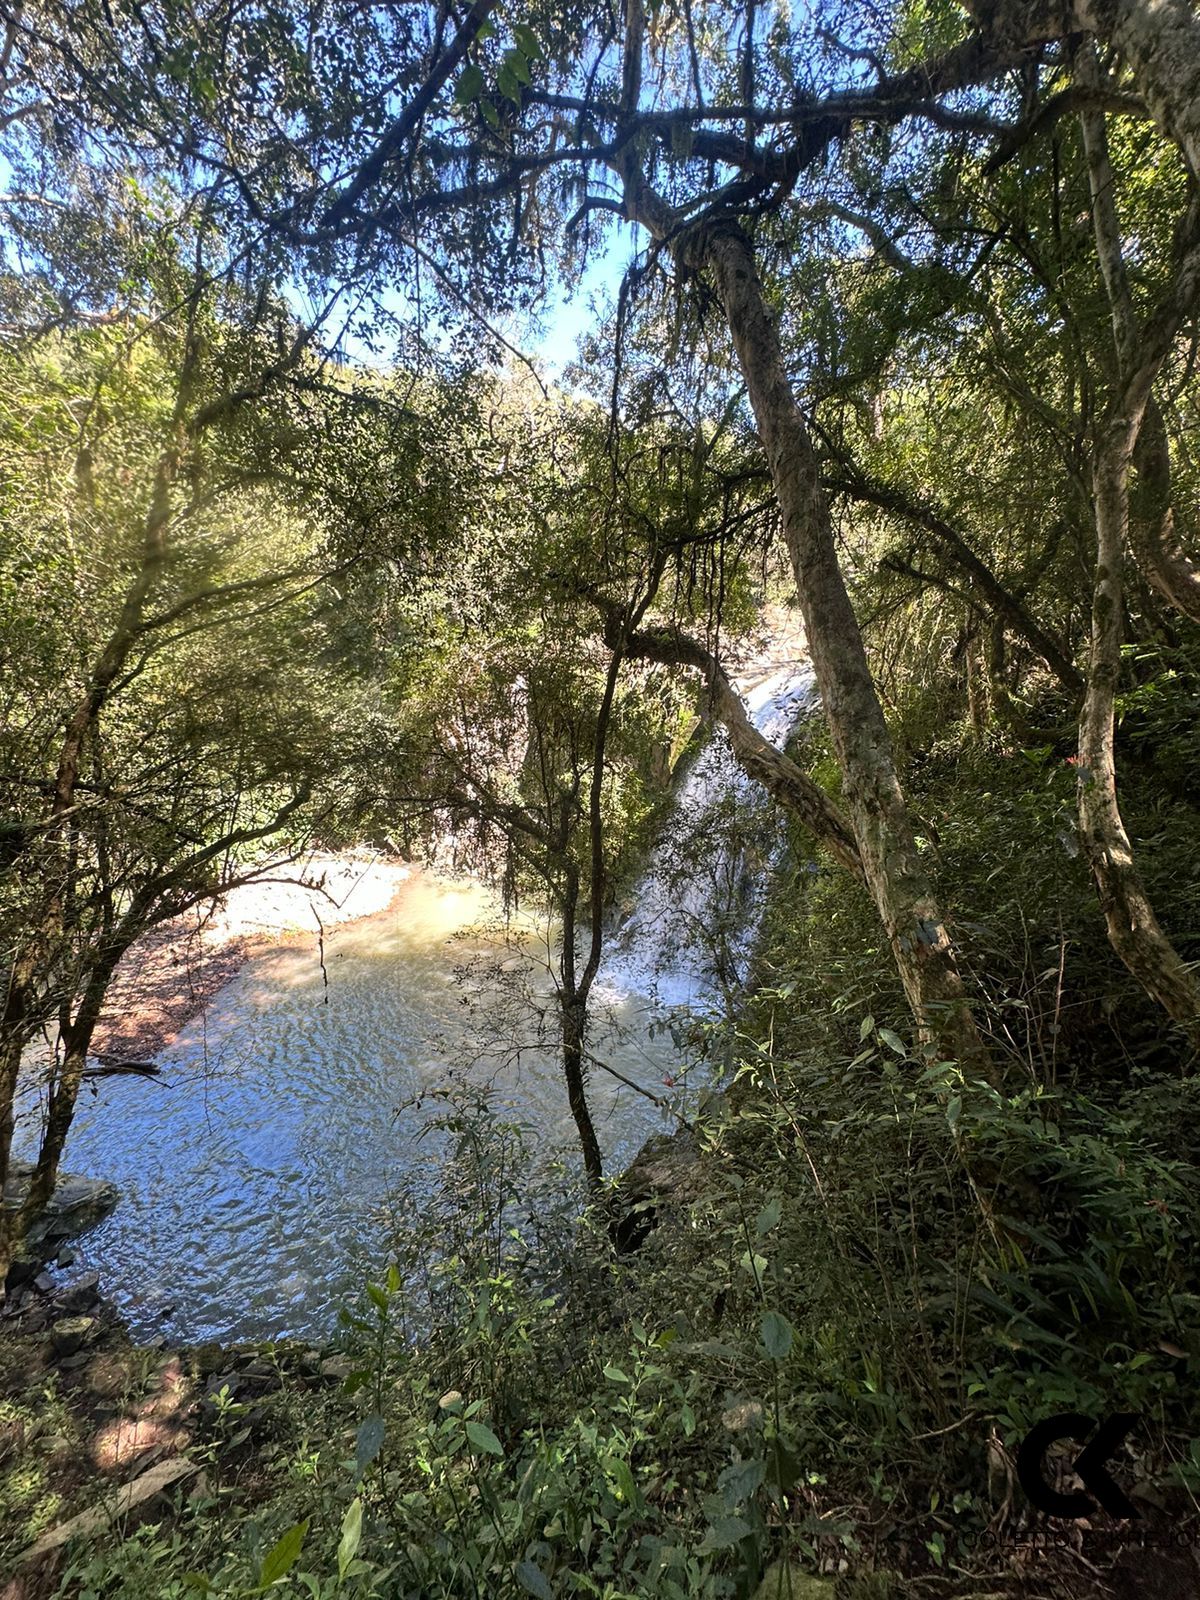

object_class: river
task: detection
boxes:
[19,662,812,1345]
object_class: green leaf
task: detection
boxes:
[365,1281,388,1312]
[466,1420,504,1456]
[700,1513,753,1551]
[503,48,532,86]
[946,1095,962,1131]
[755,1197,782,1236]
[878,1027,907,1057]
[760,1310,793,1361]
[603,1364,630,1384]
[356,1414,385,1473]
[739,1250,768,1280]
[515,1559,555,1599]
[719,1456,765,1506]
[497,63,520,102]
[513,23,542,58]
[455,63,484,103]
[605,1455,638,1503]
[859,1014,875,1041]
[337,1498,362,1583]
[257,1520,308,1589]
[480,98,500,128]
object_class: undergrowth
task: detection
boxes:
[26,733,1200,1599]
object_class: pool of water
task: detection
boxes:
[23,871,680,1343]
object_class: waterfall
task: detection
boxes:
[602,660,817,1011]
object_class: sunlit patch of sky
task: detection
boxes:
[288,216,641,384]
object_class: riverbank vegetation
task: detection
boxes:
[3,0,1200,1591]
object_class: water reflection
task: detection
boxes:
[47,870,678,1343]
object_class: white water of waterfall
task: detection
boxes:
[600,662,817,1012]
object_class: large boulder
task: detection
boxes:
[3,1161,119,1278]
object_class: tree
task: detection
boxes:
[0,190,400,1280]
[11,0,1200,1051]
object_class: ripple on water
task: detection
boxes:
[34,870,680,1343]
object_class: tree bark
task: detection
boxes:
[967,0,1200,183]
[612,621,864,878]
[1077,44,1200,626]
[681,219,987,1069]
[1072,77,1200,1035]
[1078,426,1200,1032]
[826,471,1084,696]
[965,616,990,737]
[561,994,603,1189]
[1131,400,1200,624]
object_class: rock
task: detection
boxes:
[4,1162,118,1277]
[612,1126,704,1254]
[33,1272,55,1294]
[51,1315,99,1357]
[56,1244,75,1268]
[54,1272,100,1313]
[751,1566,833,1600]
[319,1356,355,1381]
[17,1456,199,1564]
[203,1373,241,1400]
[190,1342,230,1376]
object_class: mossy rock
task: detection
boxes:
[750,1563,835,1600]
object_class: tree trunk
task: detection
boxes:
[615,621,864,878]
[827,471,1083,696]
[561,994,603,1188]
[967,0,1200,182]
[1077,426,1200,1033]
[1131,397,1200,624]
[1077,49,1200,626]
[687,220,987,1070]
[0,1027,29,1292]
[1077,0,1200,183]
[1075,77,1200,1034]
[965,616,990,738]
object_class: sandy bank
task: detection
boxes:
[91,855,412,1062]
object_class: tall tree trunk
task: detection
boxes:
[1078,428,1200,1032]
[1076,0,1200,183]
[0,1026,29,1290]
[965,615,990,738]
[1077,43,1200,626]
[1132,400,1200,624]
[1074,78,1200,1034]
[686,219,987,1069]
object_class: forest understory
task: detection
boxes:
[4,0,1200,1592]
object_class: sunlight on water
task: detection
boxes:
[41,869,679,1344]
[25,661,812,1345]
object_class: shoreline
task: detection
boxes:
[90,854,412,1063]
